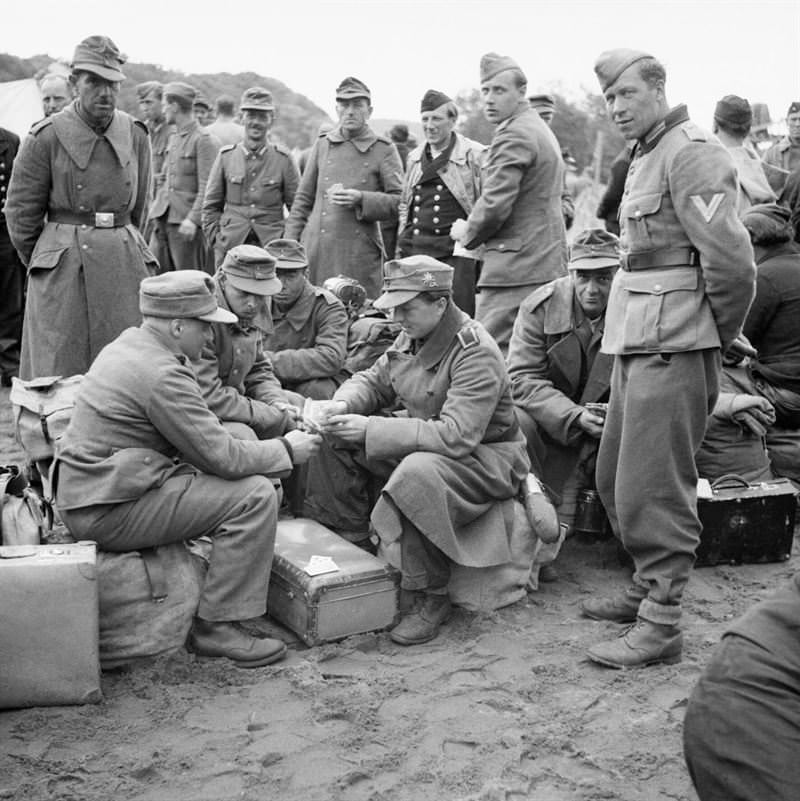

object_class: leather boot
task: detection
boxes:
[586,618,683,669]
[389,593,452,645]
[581,586,646,622]
[188,619,287,668]
[521,473,561,544]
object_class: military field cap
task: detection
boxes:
[193,94,211,110]
[373,256,454,310]
[420,89,453,113]
[163,82,196,104]
[787,101,800,116]
[139,270,237,323]
[71,35,126,82]
[480,52,526,84]
[568,229,621,271]
[528,93,555,111]
[714,95,752,127]
[594,48,654,92]
[240,86,275,112]
[265,238,309,271]
[135,80,162,101]
[335,76,371,102]
[742,203,792,226]
[221,245,282,296]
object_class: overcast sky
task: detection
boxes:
[5,0,800,127]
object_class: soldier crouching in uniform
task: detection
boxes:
[262,238,349,401]
[192,244,298,438]
[303,255,530,645]
[55,271,321,667]
[583,49,755,668]
[508,229,618,572]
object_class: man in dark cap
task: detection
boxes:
[262,238,348,400]
[304,255,529,643]
[5,35,156,380]
[285,76,403,299]
[508,229,618,540]
[450,53,567,354]
[396,89,485,316]
[763,101,800,191]
[583,49,755,669]
[202,87,298,267]
[193,94,212,127]
[712,94,775,212]
[150,82,219,273]
[56,270,321,667]
[205,95,244,147]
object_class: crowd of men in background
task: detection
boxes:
[1,33,800,799]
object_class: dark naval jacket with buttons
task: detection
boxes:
[0,127,19,225]
[5,102,156,379]
[202,140,299,262]
[284,125,403,299]
[606,105,755,355]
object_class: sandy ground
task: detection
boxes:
[1,385,797,801]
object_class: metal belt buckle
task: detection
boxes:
[94,212,115,228]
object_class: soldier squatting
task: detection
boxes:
[2,34,800,800]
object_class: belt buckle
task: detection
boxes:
[94,212,114,228]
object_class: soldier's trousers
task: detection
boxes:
[476,283,546,355]
[60,472,278,622]
[596,349,720,618]
[683,578,800,800]
[158,220,210,274]
[0,225,24,380]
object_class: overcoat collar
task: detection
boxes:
[52,102,133,170]
[272,280,315,331]
[415,301,466,370]
[327,124,378,153]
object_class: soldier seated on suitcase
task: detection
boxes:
[192,244,300,440]
[55,271,321,668]
[507,229,618,552]
[262,239,350,401]
[303,256,531,646]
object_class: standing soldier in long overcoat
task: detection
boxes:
[202,87,299,268]
[285,77,403,299]
[5,35,155,379]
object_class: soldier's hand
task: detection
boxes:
[178,218,197,240]
[251,401,290,438]
[284,429,322,464]
[330,188,363,208]
[449,218,468,243]
[576,409,605,438]
[324,413,368,444]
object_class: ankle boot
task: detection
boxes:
[188,619,287,668]
[389,593,452,645]
[586,618,683,669]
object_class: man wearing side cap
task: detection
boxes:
[262,238,348,400]
[150,82,219,273]
[202,87,299,268]
[193,94,212,127]
[508,229,617,540]
[193,244,296,439]
[55,271,321,668]
[396,89,485,316]
[5,35,157,380]
[304,255,530,645]
[712,95,775,213]
[762,101,800,193]
[285,76,403,299]
[529,92,575,231]
[583,49,755,668]
[450,53,567,354]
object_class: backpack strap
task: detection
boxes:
[140,548,169,603]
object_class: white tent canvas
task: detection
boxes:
[0,78,43,138]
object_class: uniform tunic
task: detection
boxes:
[596,105,755,619]
[5,103,155,379]
[305,302,529,573]
[285,126,403,299]
[55,325,293,621]
[264,281,348,399]
[202,141,299,265]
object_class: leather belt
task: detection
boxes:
[620,247,699,271]
[49,210,132,228]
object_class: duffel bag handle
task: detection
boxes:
[710,474,750,490]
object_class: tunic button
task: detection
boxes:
[81,224,88,230]
[435,229,440,234]
[236,348,242,354]
[414,195,421,202]
[433,194,440,201]
[413,217,418,223]
[433,205,440,211]
[436,184,443,190]
[250,203,255,207]
[321,228,326,233]
[498,243,505,250]
[143,457,151,464]
[635,210,641,218]
[413,206,420,213]
[77,184,83,190]
[432,217,439,224]
[413,229,420,235]
[82,244,88,250]
[653,284,662,291]
[322,211,327,216]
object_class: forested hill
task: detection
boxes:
[0,53,331,149]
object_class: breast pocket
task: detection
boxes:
[226,175,244,205]
[178,152,197,177]
[621,192,662,250]
[259,177,282,205]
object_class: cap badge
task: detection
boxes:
[422,272,437,287]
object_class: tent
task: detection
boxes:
[0,78,44,137]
